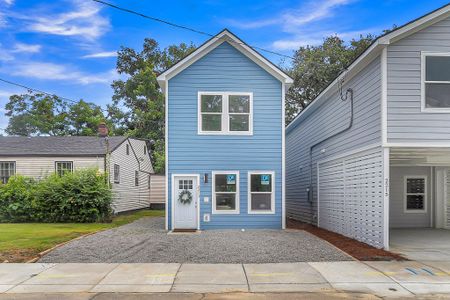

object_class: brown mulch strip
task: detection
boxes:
[1,249,39,263]
[287,218,407,261]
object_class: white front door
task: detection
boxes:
[173,175,198,229]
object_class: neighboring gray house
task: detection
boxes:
[0,136,154,213]
[286,4,450,249]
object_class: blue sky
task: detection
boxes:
[0,0,448,134]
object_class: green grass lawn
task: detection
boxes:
[0,209,164,262]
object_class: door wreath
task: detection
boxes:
[178,190,193,205]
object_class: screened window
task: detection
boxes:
[249,172,275,214]
[199,92,252,134]
[55,161,73,177]
[135,171,139,186]
[212,172,239,214]
[423,54,450,110]
[126,144,130,155]
[114,164,120,183]
[0,162,15,184]
[404,176,427,212]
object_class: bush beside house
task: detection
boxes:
[0,169,112,223]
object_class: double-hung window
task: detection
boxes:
[114,164,120,183]
[248,171,275,214]
[0,161,15,184]
[212,171,239,214]
[404,176,427,213]
[55,161,73,177]
[422,53,450,111]
[199,92,252,134]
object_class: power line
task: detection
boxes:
[92,0,294,60]
[0,77,109,113]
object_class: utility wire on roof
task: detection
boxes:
[0,77,109,114]
[92,0,295,60]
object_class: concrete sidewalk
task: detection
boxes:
[0,261,449,298]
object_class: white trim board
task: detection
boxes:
[157,30,293,90]
[281,83,286,229]
[165,82,169,230]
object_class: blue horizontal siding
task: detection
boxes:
[168,42,282,230]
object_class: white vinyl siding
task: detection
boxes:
[0,156,104,180]
[198,92,253,135]
[109,139,151,213]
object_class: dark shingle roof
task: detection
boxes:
[0,136,127,156]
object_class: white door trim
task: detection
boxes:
[435,167,448,229]
[171,173,200,230]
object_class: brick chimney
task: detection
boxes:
[98,122,109,137]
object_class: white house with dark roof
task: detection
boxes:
[0,136,154,213]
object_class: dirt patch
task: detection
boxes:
[0,249,38,263]
[287,218,406,261]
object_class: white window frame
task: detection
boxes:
[198,91,253,135]
[212,171,240,214]
[403,175,427,214]
[113,164,120,184]
[0,161,16,184]
[421,52,450,113]
[55,161,73,177]
[248,171,275,215]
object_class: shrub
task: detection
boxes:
[0,176,36,222]
[0,169,112,223]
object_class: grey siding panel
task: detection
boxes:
[110,140,150,213]
[447,169,450,228]
[387,16,450,143]
[389,166,431,228]
[286,55,382,226]
[128,138,153,173]
[150,175,165,204]
[1,156,104,179]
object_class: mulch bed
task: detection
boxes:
[287,218,406,261]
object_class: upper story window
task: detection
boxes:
[135,171,139,186]
[0,161,15,184]
[55,161,73,177]
[144,145,147,155]
[422,53,450,111]
[126,144,130,155]
[404,176,427,213]
[198,92,252,135]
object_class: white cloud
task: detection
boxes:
[13,42,41,53]
[82,51,117,59]
[1,0,14,6]
[26,0,110,40]
[2,61,118,85]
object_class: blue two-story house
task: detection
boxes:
[157,30,293,231]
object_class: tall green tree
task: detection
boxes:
[285,34,376,123]
[4,92,108,136]
[109,38,196,173]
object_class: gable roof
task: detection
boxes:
[0,136,128,156]
[286,3,450,133]
[157,29,293,89]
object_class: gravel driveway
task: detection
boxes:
[39,217,351,263]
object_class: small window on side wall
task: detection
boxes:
[55,161,73,177]
[126,144,130,155]
[114,164,120,183]
[135,171,139,186]
[423,53,450,111]
[248,171,275,214]
[212,172,239,214]
[404,176,427,213]
[0,161,15,184]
